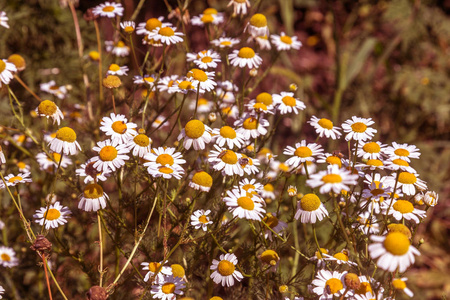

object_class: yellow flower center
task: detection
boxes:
[217,260,235,276]
[111,121,127,134]
[250,13,267,28]
[243,117,258,129]
[158,166,173,174]
[161,283,176,294]
[355,282,372,294]
[367,159,383,167]
[178,80,194,90]
[261,250,279,264]
[192,171,213,187]
[116,41,125,47]
[253,103,267,111]
[392,279,406,290]
[363,142,380,153]
[322,174,342,183]
[264,183,274,192]
[201,56,213,63]
[171,264,185,277]
[280,35,293,44]
[220,126,236,139]
[184,119,205,139]
[8,176,23,183]
[133,134,150,147]
[17,162,26,169]
[99,146,118,161]
[1,253,11,261]
[187,68,208,82]
[0,60,6,73]
[394,148,410,157]
[326,278,343,294]
[201,14,214,23]
[220,150,238,164]
[282,96,296,106]
[238,47,256,59]
[237,196,255,210]
[393,159,409,166]
[398,172,417,184]
[263,214,279,228]
[89,51,100,61]
[351,122,367,133]
[198,98,208,106]
[124,26,134,33]
[279,163,289,172]
[148,262,161,272]
[159,27,175,36]
[84,183,104,199]
[393,200,414,214]
[203,8,218,14]
[45,208,61,220]
[102,5,115,12]
[318,118,333,129]
[38,100,57,116]
[144,76,155,83]
[315,248,328,259]
[333,252,348,261]
[242,184,255,191]
[220,41,232,46]
[146,18,162,31]
[156,154,174,166]
[294,146,312,158]
[56,127,77,143]
[109,64,121,71]
[326,156,342,168]
[199,215,209,224]
[300,193,321,211]
[383,232,410,255]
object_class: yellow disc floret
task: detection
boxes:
[220,150,238,164]
[133,134,150,147]
[146,18,162,31]
[256,92,273,105]
[159,27,175,36]
[322,174,342,183]
[318,118,333,129]
[38,100,57,116]
[250,13,267,27]
[217,260,235,276]
[280,35,293,44]
[300,193,321,211]
[56,127,77,143]
[294,146,312,158]
[220,126,236,139]
[238,47,256,59]
[282,96,296,107]
[161,282,176,294]
[187,68,208,82]
[99,146,118,161]
[237,196,255,210]
[243,117,258,129]
[84,183,104,199]
[362,142,380,153]
[184,120,205,139]
[156,154,174,166]
[192,171,213,187]
[393,200,414,214]
[171,264,185,278]
[351,122,367,133]
[383,232,410,255]
[45,208,61,220]
[111,121,127,134]
[398,172,417,184]
[325,278,343,294]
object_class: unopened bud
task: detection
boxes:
[279,285,288,293]
[249,68,258,77]
[208,112,217,122]
[289,83,298,92]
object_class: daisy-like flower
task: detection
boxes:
[36,152,72,172]
[273,91,306,114]
[189,98,213,113]
[211,36,240,48]
[208,146,244,176]
[228,0,250,15]
[126,131,152,158]
[189,171,213,192]
[283,140,323,168]
[186,68,216,92]
[356,141,387,160]
[311,270,347,300]
[237,178,263,193]
[223,189,266,220]
[151,274,185,300]
[384,171,427,196]
[40,80,68,99]
[92,2,123,18]
[190,209,213,231]
[0,11,9,29]
[168,78,200,94]
[100,113,138,144]
[210,253,243,287]
[260,249,280,272]
[271,32,302,51]
[178,119,212,150]
[152,115,169,129]
[368,231,420,272]
[144,147,186,179]
[136,17,169,36]
[323,250,357,266]
[142,261,172,284]
[385,142,421,162]
[234,115,269,140]
[294,193,328,223]
[76,159,110,183]
[229,47,263,69]
[0,246,18,268]
[33,201,71,229]
[193,50,221,69]
[246,13,270,37]
[49,127,81,155]
[246,100,275,115]
[352,211,379,235]
[307,165,359,194]
[35,100,64,125]
[91,139,130,173]
[191,8,224,26]
[262,212,288,241]
[107,64,129,76]
[149,26,184,45]
[133,74,156,87]
[260,183,276,200]
[383,199,426,223]
[341,116,377,141]
[317,153,343,168]
[16,161,30,173]
[105,40,130,57]
[79,183,109,212]
[308,116,342,139]
[4,172,32,186]
[252,35,272,50]
[157,75,178,93]
[287,185,298,197]
[423,191,438,207]
[212,126,244,149]
[392,277,414,298]
[120,21,135,33]
[220,104,240,119]
[238,154,260,175]
[361,176,392,202]
[384,158,416,173]
[0,59,17,87]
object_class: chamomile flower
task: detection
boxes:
[193,50,221,69]
[191,8,224,26]
[238,154,260,175]
[92,2,124,18]
[120,21,135,33]
[260,183,276,200]
[361,178,392,202]
[294,193,328,223]
[40,80,68,99]
[317,153,343,168]
[324,250,357,266]
[260,249,280,272]
[223,189,266,220]
[352,211,379,235]
[341,116,377,141]
[355,158,386,171]
[16,161,30,173]
[100,113,137,144]
[229,47,263,69]
[237,178,263,193]
[283,141,323,168]
[191,209,213,231]
[151,274,185,300]
[0,11,9,29]
[157,75,178,93]
[36,152,72,172]
[368,232,420,272]
[311,270,347,300]
[91,139,130,173]
[105,40,130,57]
[211,36,240,48]
[246,13,270,37]
[384,171,427,196]
[210,253,243,287]
[263,212,287,241]
[220,104,239,118]
[234,115,269,139]
[189,171,213,192]
[168,78,200,94]
[423,191,438,206]
[272,91,306,114]
[356,141,387,160]
[136,17,168,36]
[178,119,212,150]
[76,159,110,183]
[49,127,81,155]
[33,201,71,229]
[0,246,18,268]
[310,248,329,267]
[35,100,64,125]
[385,142,421,162]
[208,146,244,176]
[4,172,32,186]
[79,183,109,212]
[149,26,184,45]
[0,59,17,87]
[142,261,172,284]
[253,35,272,50]
[246,100,275,115]
[189,97,213,113]
[308,116,342,139]
[228,0,250,15]
[186,68,216,92]
[152,115,169,129]
[384,158,416,173]
[126,131,152,158]
[144,147,186,179]
[383,199,426,223]
[392,277,413,297]
[107,64,129,76]
[307,165,359,194]
[133,74,156,87]
[271,32,302,51]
